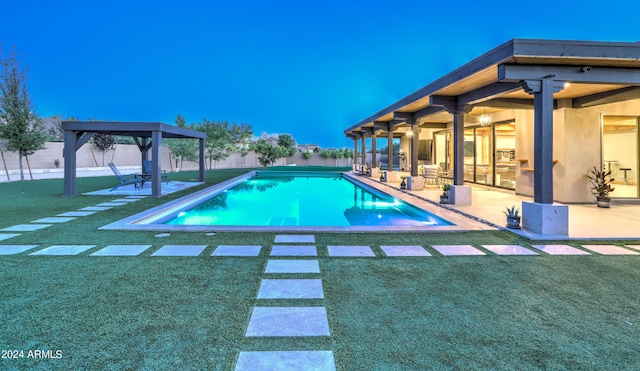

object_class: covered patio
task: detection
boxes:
[345,39,640,236]
[62,121,206,198]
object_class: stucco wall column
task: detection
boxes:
[361,136,366,166]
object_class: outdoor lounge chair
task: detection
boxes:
[422,164,440,185]
[108,162,142,191]
[141,160,169,186]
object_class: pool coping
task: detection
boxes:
[99,171,496,232]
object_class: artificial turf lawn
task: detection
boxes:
[2,168,640,369]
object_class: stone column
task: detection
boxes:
[371,133,377,168]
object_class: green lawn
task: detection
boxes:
[1,168,640,370]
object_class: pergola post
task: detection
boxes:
[352,137,358,170]
[151,130,162,198]
[199,138,205,182]
[63,130,77,197]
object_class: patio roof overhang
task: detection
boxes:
[62,121,206,198]
[345,38,640,136]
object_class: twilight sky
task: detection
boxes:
[3,0,639,148]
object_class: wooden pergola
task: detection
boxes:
[62,121,206,198]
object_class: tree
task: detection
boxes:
[277,134,296,156]
[93,132,116,166]
[166,114,198,171]
[251,138,282,167]
[198,119,232,169]
[0,47,49,180]
[229,122,253,166]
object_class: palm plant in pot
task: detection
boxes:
[504,205,521,229]
[440,183,451,204]
[400,176,407,190]
[587,166,615,208]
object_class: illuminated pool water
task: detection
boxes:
[162,172,453,227]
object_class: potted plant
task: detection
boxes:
[380,171,386,182]
[400,176,407,190]
[587,166,615,208]
[440,183,451,204]
[504,205,521,229]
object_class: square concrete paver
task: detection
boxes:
[270,246,317,256]
[274,235,315,243]
[126,196,147,199]
[0,233,21,241]
[212,245,261,256]
[265,260,320,274]
[381,245,431,257]
[327,245,375,257]
[80,206,111,211]
[91,245,152,256]
[432,245,486,256]
[96,202,127,207]
[30,245,96,255]
[56,211,96,217]
[257,279,324,299]
[246,307,330,337]
[112,198,140,203]
[531,245,591,255]
[235,351,336,371]
[1,224,51,232]
[0,245,39,255]
[482,245,539,256]
[32,217,76,223]
[626,245,640,251]
[581,245,640,255]
[151,245,207,256]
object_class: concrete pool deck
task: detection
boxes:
[353,172,640,240]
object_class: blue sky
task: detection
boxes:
[3,0,639,148]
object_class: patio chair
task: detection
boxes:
[422,164,440,185]
[141,160,169,186]
[108,162,142,191]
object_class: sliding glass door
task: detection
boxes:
[602,115,639,198]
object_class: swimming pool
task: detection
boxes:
[100,170,470,232]
[162,172,452,227]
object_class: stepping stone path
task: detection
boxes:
[212,245,262,256]
[482,245,538,255]
[381,245,431,257]
[32,217,76,223]
[151,245,207,256]
[91,245,152,256]
[581,244,640,255]
[432,245,486,256]
[0,245,39,255]
[531,244,590,255]
[0,234,21,241]
[327,245,375,257]
[236,235,336,370]
[30,245,96,256]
